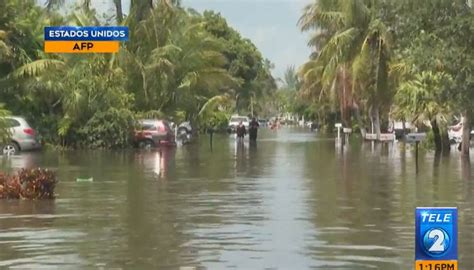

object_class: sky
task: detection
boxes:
[38,0,313,79]
[181,0,313,79]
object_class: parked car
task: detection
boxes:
[448,120,474,144]
[133,119,175,148]
[257,119,268,127]
[176,121,193,144]
[177,121,193,135]
[1,116,42,155]
[227,115,249,133]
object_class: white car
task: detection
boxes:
[448,122,474,144]
[227,115,249,132]
[1,116,42,155]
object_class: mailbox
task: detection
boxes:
[335,123,342,128]
[405,133,426,143]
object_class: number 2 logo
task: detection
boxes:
[423,228,450,255]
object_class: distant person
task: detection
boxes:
[248,117,260,141]
[236,121,247,140]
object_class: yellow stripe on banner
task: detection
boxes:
[44,41,119,53]
[415,260,457,270]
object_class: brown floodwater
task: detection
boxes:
[1,127,473,269]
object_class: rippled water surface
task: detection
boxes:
[1,128,474,269]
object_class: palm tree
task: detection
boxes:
[119,3,239,122]
[299,0,394,139]
[394,71,452,152]
[282,66,300,91]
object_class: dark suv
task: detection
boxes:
[133,119,175,148]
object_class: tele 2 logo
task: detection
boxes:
[415,207,458,261]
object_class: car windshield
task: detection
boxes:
[231,117,247,122]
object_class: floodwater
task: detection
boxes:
[1,128,473,269]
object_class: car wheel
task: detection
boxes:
[177,127,188,135]
[138,140,154,149]
[2,142,20,155]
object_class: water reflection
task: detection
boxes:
[0,129,474,268]
[134,147,176,179]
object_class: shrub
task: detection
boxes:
[0,168,57,199]
[77,108,136,149]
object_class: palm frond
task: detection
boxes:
[45,0,65,10]
[319,27,358,63]
[198,94,231,117]
[11,59,66,78]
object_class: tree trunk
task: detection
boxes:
[461,112,470,156]
[440,124,450,154]
[341,67,350,127]
[431,118,442,153]
[113,0,123,23]
[354,103,366,138]
[373,106,381,140]
[130,0,153,22]
[402,119,406,137]
[235,94,240,114]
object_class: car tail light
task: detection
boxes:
[23,128,35,136]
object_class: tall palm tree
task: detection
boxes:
[299,0,393,139]
[119,3,239,122]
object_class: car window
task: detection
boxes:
[142,124,157,130]
[5,118,21,127]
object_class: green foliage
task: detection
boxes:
[0,104,11,144]
[197,94,233,130]
[0,0,275,148]
[201,11,276,114]
[421,130,435,150]
[77,108,135,149]
[201,111,230,131]
[299,0,395,131]
[298,0,473,141]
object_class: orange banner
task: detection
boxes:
[44,41,119,53]
[415,260,457,270]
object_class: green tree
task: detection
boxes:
[201,11,276,116]
[394,71,452,152]
[0,0,275,148]
[387,0,473,154]
[0,104,11,144]
[299,0,394,138]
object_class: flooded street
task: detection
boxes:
[1,128,474,269]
